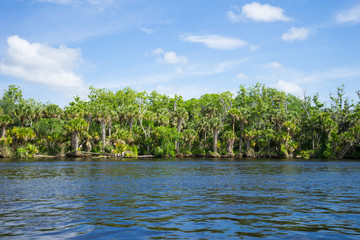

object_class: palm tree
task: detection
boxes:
[64,105,84,119]
[243,129,257,157]
[65,118,89,151]
[124,104,138,131]
[156,108,171,126]
[13,100,32,127]
[237,107,249,154]
[43,104,63,119]
[183,128,197,152]
[173,107,188,153]
[94,104,112,152]
[209,117,223,154]
[223,130,236,154]
[197,117,210,149]
[0,114,13,138]
[115,106,125,128]
[228,108,241,135]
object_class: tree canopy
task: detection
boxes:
[0,84,359,159]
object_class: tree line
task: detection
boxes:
[0,84,359,159]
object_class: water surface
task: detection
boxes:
[1,158,360,239]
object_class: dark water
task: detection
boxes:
[1,159,360,239]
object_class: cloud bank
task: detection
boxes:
[0,35,87,92]
[227,2,292,22]
[153,48,188,65]
[181,34,247,50]
[282,27,310,42]
[336,4,360,24]
[276,80,303,95]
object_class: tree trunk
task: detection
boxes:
[120,118,123,128]
[312,138,315,150]
[246,139,251,152]
[213,129,218,153]
[232,120,235,135]
[238,123,244,154]
[175,119,183,154]
[72,132,80,151]
[239,137,243,154]
[175,140,180,154]
[204,131,207,149]
[337,143,353,159]
[108,121,112,136]
[1,126,6,138]
[227,139,234,153]
[101,120,106,151]
[177,119,183,132]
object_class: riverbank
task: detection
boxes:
[26,151,277,159]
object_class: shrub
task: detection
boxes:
[0,146,12,157]
[15,144,39,158]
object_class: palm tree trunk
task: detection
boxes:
[72,132,80,151]
[101,120,106,151]
[204,131,207,148]
[108,121,112,136]
[1,126,6,138]
[227,139,234,153]
[246,139,250,152]
[232,120,235,135]
[176,119,183,154]
[213,129,218,153]
[175,140,180,154]
[239,138,243,154]
[239,123,244,154]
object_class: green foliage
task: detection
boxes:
[0,85,23,115]
[11,127,36,142]
[0,146,12,157]
[16,143,39,158]
[0,84,359,159]
[298,150,314,160]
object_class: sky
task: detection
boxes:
[0,0,360,107]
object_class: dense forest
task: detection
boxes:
[0,84,359,159]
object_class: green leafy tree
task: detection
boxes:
[65,118,89,151]
[0,114,13,138]
[209,117,223,154]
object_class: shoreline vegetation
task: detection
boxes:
[0,84,359,160]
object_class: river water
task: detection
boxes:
[1,158,360,239]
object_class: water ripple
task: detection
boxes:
[1,159,360,239]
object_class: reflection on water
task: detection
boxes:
[1,159,360,239]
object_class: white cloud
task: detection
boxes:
[336,4,360,24]
[181,34,247,50]
[0,35,87,92]
[249,44,261,52]
[265,61,282,68]
[227,6,243,22]
[187,59,247,76]
[139,27,154,34]
[236,73,248,79]
[228,2,292,22]
[152,48,188,65]
[282,27,310,42]
[276,80,303,95]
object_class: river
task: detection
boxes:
[1,158,360,239]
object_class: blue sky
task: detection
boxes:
[0,0,360,106]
